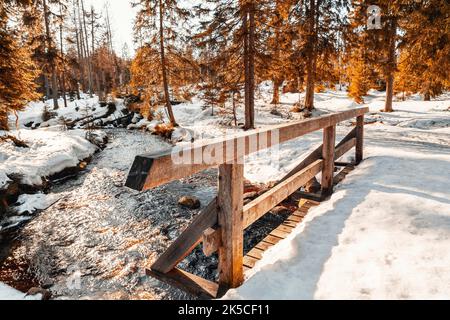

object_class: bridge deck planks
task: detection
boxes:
[242,165,355,271]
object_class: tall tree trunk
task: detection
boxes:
[158,0,177,126]
[248,2,255,129]
[44,74,50,99]
[384,18,397,113]
[80,0,93,97]
[271,79,281,105]
[90,5,97,93]
[243,9,250,129]
[59,3,68,108]
[73,2,85,92]
[304,0,316,111]
[243,3,255,130]
[0,108,8,131]
[43,0,59,110]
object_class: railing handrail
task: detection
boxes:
[126,107,369,191]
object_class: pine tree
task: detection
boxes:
[134,0,192,126]
[290,0,350,110]
[0,0,40,130]
[398,0,450,100]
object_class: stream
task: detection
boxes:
[0,129,291,300]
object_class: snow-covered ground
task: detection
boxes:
[0,127,104,188]
[12,94,128,129]
[1,86,449,300]
[0,282,41,300]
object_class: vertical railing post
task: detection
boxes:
[355,115,364,165]
[217,162,244,291]
[321,125,336,197]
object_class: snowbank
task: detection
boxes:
[224,122,450,300]
[11,94,128,129]
[0,127,102,187]
[0,282,41,300]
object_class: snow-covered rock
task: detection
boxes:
[0,128,101,187]
[14,193,62,215]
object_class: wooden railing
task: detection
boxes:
[125,107,369,298]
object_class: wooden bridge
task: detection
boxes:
[125,107,369,299]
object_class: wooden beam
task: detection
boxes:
[202,227,221,257]
[217,163,244,289]
[321,126,336,197]
[356,115,364,164]
[146,268,219,299]
[243,160,323,229]
[277,144,322,185]
[126,108,369,191]
[335,138,356,160]
[151,198,218,274]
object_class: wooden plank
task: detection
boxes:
[151,198,218,274]
[277,224,294,234]
[243,160,323,229]
[126,108,368,191]
[255,241,274,251]
[356,115,364,164]
[286,215,303,223]
[202,227,221,257]
[146,268,219,299]
[283,221,298,228]
[270,228,290,239]
[293,190,323,203]
[217,163,244,289]
[243,255,259,269]
[321,126,336,197]
[335,138,356,160]
[277,144,322,185]
[247,247,264,260]
[263,235,283,245]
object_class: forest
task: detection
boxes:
[1,0,448,131]
[0,0,449,301]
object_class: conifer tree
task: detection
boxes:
[134,0,192,126]
[0,0,39,130]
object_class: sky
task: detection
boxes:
[85,0,138,57]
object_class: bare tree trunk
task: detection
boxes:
[271,79,281,105]
[243,3,255,130]
[384,18,397,113]
[304,0,316,111]
[158,0,177,126]
[80,0,93,97]
[59,3,68,108]
[232,91,237,127]
[73,1,85,93]
[43,0,59,110]
[44,74,50,99]
[248,2,255,129]
[243,9,250,129]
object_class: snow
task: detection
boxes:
[0,127,101,187]
[222,91,450,300]
[2,84,450,300]
[0,282,41,300]
[10,94,128,129]
[14,193,61,214]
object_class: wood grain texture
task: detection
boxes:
[146,268,219,299]
[217,163,244,289]
[126,108,369,191]
[356,115,365,164]
[321,126,336,197]
[243,160,323,228]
